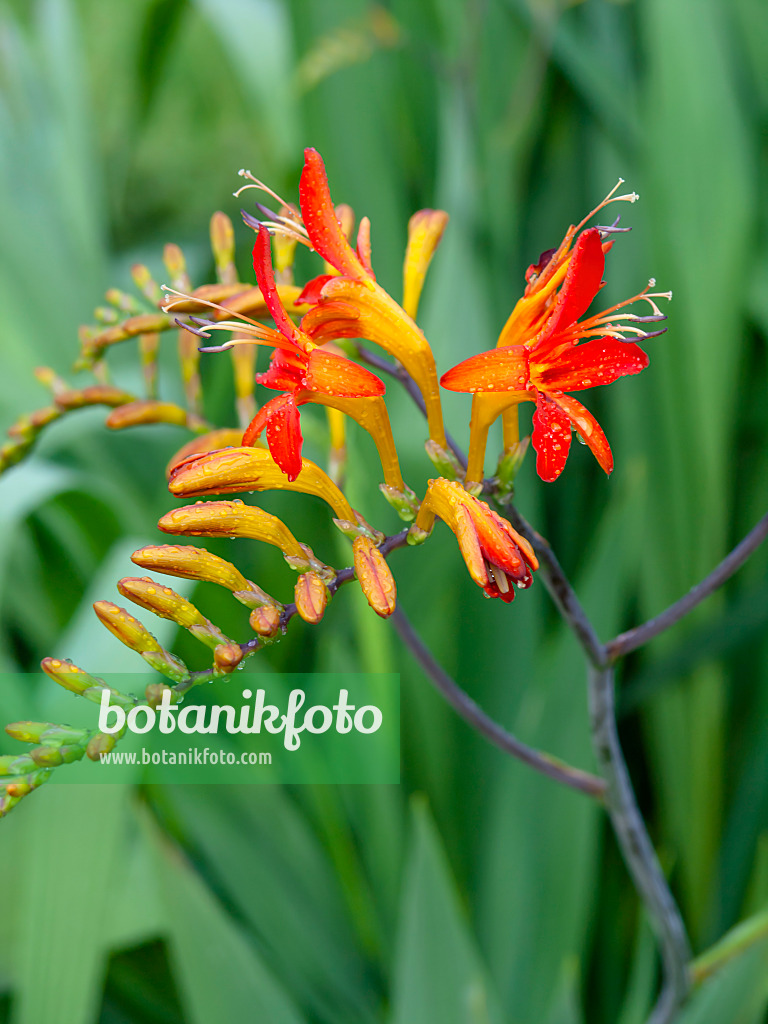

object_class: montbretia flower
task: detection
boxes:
[411,478,538,602]
[238,148,451,460]
[441,185,670,484]
[169,225,406,492]
[294,149,450,456]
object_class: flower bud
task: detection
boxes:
[210,212,237,285]
[106,400,206,432]
[294,573,329,624]
[157,501,307,561]
[92,602,190,683]
[5,721,87,746]
[86,732,117,761]
[213,643,244,673]
[55,385,137,411]
[249,605,282,638]
[353,537,397,618]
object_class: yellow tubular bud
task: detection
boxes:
[294,572,329,624]
[106,400,207,432]
[157,501,308,561]
[139,333,160,398]
[132,543,251,592]
[402,209,449,320]
[250,605,282,638]
[131,263,163,305]
[465,392,528,490]
[230,340,258,429]
[40,658,136,709]
[163,243,191,291]
[87,313,170,354]
[117,577,230,650]
[353,536,397,618]
[92,601,189,682]
[54,385,137,410]
[274,205,300,283]
[167,446,356,521]
[178,328,202,415]
[166,429,246,478]
[210,212,238,285]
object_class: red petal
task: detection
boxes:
[255,349,306,392]
[549,393,613,475]
[531,392,572,481]
[299,149,369,282]
[252,226,302,345]
[296,274,336,306]
[245,394,303,480]
[532,338,649,392]
[440,346,530,393]
[303,349,385,397]
[537,228,605,342]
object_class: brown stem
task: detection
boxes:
[606,511,768,660]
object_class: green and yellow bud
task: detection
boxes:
[158,501,308,562]
[106,400,207,432]
[92,602,189,683]
[117,577,230,651]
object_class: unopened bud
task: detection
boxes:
[5,721,87,746]
[163,243,190,290]
[92,602,189,683]
[166,429,245,478]
[294,573,329,624]
[55,385,137,411]
[86,732,118,761]
[106,400,206,432]
[353,537,397,618]
[213,643,243,673]
[158,501,307,561]
[249,605,282,638]
[210,212,237,284]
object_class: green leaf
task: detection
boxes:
[391,798,502,1024]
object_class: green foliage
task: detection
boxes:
[1,0,767,1020]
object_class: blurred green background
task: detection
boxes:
[1,0,768,1020]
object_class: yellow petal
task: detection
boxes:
[402,209,449,320]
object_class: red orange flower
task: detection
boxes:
[412,479,538,602]
[441,223,669,482]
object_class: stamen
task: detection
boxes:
[575,179,640,233]
[176,319,210,338]
[161,285,271,331]
[596,216,632,236]
[240,209,312,248]
[486,560,510,594]
[235,170,293,212]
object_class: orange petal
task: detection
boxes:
[299,149,371,285]
[549,393,613,475]
[440,346,530,393]
[303,349,385,398]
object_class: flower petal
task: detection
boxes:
[243,394,304,480]
[296,274,337,306]
[255,349,305,391]
[531,338,649,392]
[440,346,529,393]
[536,227,604,342]
[531,392,573,482]
[299,149,370,284]
[252,225,303,345]
[549,393,613,475]
[402,209,449,320]
[303,349,385,398]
